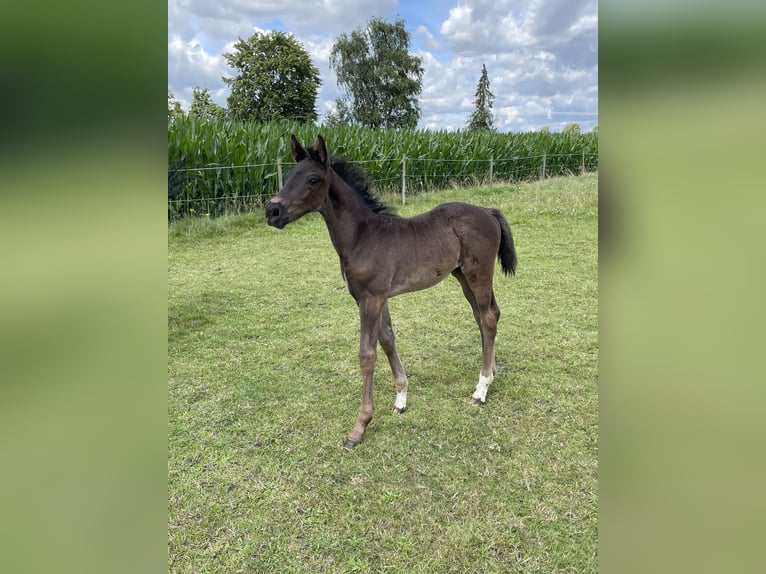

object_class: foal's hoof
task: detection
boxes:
[392,406,407,414]
[470,396,486,406]
[342,439,360,450]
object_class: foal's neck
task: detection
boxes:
[319,170,375,257]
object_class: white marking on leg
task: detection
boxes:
[394,389,407,411]
[471,372,493,403]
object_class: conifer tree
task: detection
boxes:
[467,64,495,131]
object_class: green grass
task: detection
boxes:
[168,172,598,573]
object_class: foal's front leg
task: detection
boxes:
[344,296,385,449]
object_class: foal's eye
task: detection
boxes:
[308,176,320,185]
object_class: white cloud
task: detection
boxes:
[168,33,233,108]
[439,5,474,46]
[174,0,398,39]
[168,0,598,131]
[415,25,440,51]
[433,1,597,131]
[440,0,596,52]
[170,36,225,78]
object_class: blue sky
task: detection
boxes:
[168,0,597,132]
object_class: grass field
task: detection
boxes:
[168,172,598,573]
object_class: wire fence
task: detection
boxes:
[168,152,598,219]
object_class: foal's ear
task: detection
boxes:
[290,134,307,163]
[315,134,329,168]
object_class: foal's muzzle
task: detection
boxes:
[265,201,289,229]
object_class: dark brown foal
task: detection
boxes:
[266,135,517,448]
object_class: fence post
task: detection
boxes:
[277,157,283,190]
[489,155,494,189]
[401,155,407,205]
[541,152,546,181]
[581,150,586,174]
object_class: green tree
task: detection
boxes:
[223,31,321,123]
[189,87,226,121]
[323,100,353,127]
[330,17,424,129]
[167,90,184,119]
[563,122,581,135]
[466,64,495,131]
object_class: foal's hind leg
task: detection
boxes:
[452,270,501,404]
[378,303,409,413]
[471,288,500,404]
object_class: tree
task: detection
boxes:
[466,64,495,131]
[330,17,424,129]
[167,90,184,119]
[190,87,226,121]
[323,100,353,127]
[223,31,321,123]
[563,123,581,135]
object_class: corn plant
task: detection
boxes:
[168,118,598,219]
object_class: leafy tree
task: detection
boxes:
[223,31,321,123]
[563,123,581,135]
[466,64,495,131]
[167,90,174,117]
[330,17,424,129]
[323,100,353,127]
[167,90,184,119]
[189,87,226,121]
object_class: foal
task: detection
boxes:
[266,135,517,449]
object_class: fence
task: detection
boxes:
[168,152,598,220]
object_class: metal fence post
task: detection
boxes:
[402,155,407,205]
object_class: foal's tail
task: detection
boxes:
[490,209,517,276]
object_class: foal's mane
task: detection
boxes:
[306,145,397,217]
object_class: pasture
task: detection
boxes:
[168,172,598,572]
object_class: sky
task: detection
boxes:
[168,0,598,133]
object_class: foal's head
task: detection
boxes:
[265,134,331,229]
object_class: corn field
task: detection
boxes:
[168,118,598,219]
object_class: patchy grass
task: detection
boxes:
[168,173,597,573]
